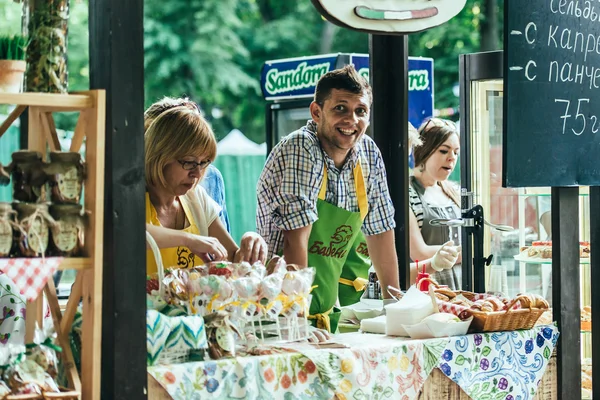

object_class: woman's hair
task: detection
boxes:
[144,96,202,131]
[414,118,460,206]
[144,106,217,189]
[408,122,421,149]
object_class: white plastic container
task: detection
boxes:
[384,287,435,336]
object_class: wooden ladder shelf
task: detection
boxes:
[0,91,105,400]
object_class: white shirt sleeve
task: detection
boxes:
[183,185,222,236]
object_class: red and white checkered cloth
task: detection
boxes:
[0,258,62,301]
[437,292,522,317]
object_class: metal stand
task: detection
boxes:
[461,204,493,292]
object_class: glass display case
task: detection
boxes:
[459,50,591,398]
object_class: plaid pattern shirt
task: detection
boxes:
[257,120,396,258]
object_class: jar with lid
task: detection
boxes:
[0,203,16,258]
[10,151,47,203]
[14,202,52,257]
[46,152,84,204]
[49,204,84,257]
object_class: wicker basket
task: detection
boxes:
[146,232,203,365]
[465,295,547,333]
[420,278,548,333]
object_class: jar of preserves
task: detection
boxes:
[46,152,84,204]
[49,204,84,257]
[0,203,16,257]
[14,202,51,257]
[10,151,47,203]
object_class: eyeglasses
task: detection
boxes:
[178,159,211,171]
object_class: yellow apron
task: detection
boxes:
[145,193,204,275]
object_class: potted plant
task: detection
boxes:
[0,35,27,93]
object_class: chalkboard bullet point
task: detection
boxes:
[510,30,522,35]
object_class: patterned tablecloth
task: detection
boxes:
[148,325,558,400]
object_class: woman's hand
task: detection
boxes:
[234,232,267,264]
[430,240,461,271]
[185,233,228,262]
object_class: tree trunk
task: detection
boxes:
[480,0,499,51]
[319,22,338,54]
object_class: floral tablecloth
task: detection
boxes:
[0,273,27,345]
[148,326,558,400]
[438,325,558,400]
[148,333,448,400]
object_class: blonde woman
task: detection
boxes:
[144,105,266,275]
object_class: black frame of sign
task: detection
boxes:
[458,50,503,292]
[459,49,592,398]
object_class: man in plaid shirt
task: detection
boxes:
[256,65,399,332]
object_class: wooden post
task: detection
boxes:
[369,35,410,289]
[89,0,147,399]
[551,187,580,399]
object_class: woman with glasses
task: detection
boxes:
[144,105,267,275]
[409,118,462,289]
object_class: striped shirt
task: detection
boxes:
[256,120,396,258]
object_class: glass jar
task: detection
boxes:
[49,204,84,257]
[46,152,84,204]
[14,202,51,257]
[0,203,16,258]
[10,151,47,203]
[22,0,70,93]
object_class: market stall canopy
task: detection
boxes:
[217,129,266,156]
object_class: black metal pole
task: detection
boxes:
[551,187,581,399]
[369,35,409,289]
[89,0,147,398]
[590,186,600,398]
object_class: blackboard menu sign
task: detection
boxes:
[504,0,600,187]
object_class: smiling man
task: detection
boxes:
[256,65,399,333]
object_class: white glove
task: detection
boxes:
[431,240,460,271]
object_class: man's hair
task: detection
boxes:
[144,97,202,131]
[314,65,372,105]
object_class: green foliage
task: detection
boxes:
[144,0,258,139]
[1,0,503,139]
[0,35,27,60]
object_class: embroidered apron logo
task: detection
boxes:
[308,225,354,258]
[356,242,369,256]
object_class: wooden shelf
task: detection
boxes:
[0,89,107,400]
[0,92,93,109]
[59,257,92,270]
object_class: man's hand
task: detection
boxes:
[306,326,332,343]
[430,240,461,271]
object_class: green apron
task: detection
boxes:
[306,160,368,333]
[338,231,371,306]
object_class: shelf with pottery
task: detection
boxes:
[0,91,105,400]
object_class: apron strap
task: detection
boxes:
[307,306,334,332]
[339,277,368,292]
[318,161,369,221]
